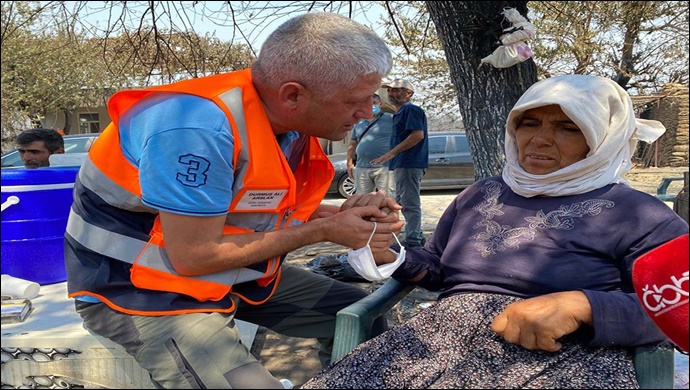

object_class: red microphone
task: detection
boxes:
[632,234,689,353]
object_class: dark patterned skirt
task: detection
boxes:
[303,293,638,389]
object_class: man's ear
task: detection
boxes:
[278,82,308,110]
[55,148,65,154]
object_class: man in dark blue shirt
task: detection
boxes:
[372,79,428,248]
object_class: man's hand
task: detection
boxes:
[315,190,402,223]
[322,205,403,251]
[340,190,402,224]
[490,291,593,352]
[340,191,403,250]
[312,190,402,250]
[370,152,393,166]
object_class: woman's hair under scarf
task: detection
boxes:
[502,74,666,198]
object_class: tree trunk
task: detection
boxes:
[613,1,647,89]
[426,1,537,179]
[62,108,73,134]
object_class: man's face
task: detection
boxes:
[18,141,53,168]
[386,87,412,106]
[299,72,382,141]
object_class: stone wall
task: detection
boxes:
[642,83,690,168]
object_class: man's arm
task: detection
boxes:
[370,130,424,165]
[346,139,358,178]
[161,192,403,276]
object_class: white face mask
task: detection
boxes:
[346,222,406,282]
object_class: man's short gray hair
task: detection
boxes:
[252,13,392,98]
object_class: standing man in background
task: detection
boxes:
[15,128,65,168]
[347,93,395,197]
[373,79,428,248]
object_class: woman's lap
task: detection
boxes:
[303,293,638,389]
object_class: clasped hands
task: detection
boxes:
[316,190,403,254]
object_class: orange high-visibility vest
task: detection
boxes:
[66,69,334,315]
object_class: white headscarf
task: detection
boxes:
[502,75,666,198]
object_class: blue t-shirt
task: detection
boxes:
[118,92,299,217]
[350,112,394,168]
[389,102,428,170]
[75,93,299,304]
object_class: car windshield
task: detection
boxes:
[1,150,23,168]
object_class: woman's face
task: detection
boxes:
[514,105,590,175]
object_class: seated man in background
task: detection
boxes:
[15,128,65,168]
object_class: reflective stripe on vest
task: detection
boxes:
[66,209,268,285]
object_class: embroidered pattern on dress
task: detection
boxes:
[524,199,615,230]
[472,180,504,220]
[471,220,535,257]
[470,181,615,257]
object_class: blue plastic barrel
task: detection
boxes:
[1,167,79,285]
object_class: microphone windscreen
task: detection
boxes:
[632,234,689,353]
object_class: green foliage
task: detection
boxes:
[377,1,459,126]
[2,1,687,153]
[1,1,254,149]
[1,1,55,145]
[529,1,689,92]
[376,1,688,114]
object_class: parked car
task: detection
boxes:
[1,133,99,168]
[327,131,475,198]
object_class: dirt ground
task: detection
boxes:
[624,166,688,197]
[251,166,689,388]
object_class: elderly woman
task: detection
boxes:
[302,75,688,389]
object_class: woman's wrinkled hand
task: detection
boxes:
[490,291,593,352]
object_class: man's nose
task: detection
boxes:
[355,102,373,120]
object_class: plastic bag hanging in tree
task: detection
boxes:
[481,7,535,68]
[499,7,535,45]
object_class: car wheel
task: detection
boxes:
[337,175,356,198]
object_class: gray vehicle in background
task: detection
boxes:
[327,132,475,198]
